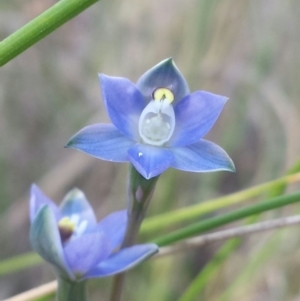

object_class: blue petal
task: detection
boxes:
[30,205,74,280]
[170,91,228,147]
[171,139,235,172]
[97,210,128,250]
[29,184,60,223]
[86,244,158,278]
[99,74,145,140]
[63,231,111,278]
[136,58,190,105]
[128,144,174,179]
[66,124,134,162]
[59,189,97,230]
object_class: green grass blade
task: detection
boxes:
[0,0,101,66]
[142,172,300,234]
[0,252,41,277]
[153,191,300,246]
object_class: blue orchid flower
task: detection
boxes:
[66,58,235,179]
[29,184,158,281]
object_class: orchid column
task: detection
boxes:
[66,58,235,300]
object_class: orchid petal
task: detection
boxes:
[99,74,145,140]
[30,184,60,223]
[64,232,111,278]
[128,144,174,179]
[136,58,190,105]
[30,206,74,280]
[86,244,158,278]
[97,210,128,250]
[66,124,134,162]
[171,139,235,172]
[170,91,228,146]
[59,189,97,230]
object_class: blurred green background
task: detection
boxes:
[1,0,300,300]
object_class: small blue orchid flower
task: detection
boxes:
[66,58,235,179]
[29,184,158,281]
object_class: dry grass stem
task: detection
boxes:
[156,215,300,257]
[2,281,57,301]
[5,215,300,301]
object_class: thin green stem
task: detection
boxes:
[2,172,300,278]
[142,171,300,234]
[0,252,41,277]
[153,191,300,247]
[110,166,158,301]
[177,160,300,301]
[122,166,159,247]
[57,278,88,301]
[0,0,101,67]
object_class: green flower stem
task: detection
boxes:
[110,165,159,301]
[142,171,300,234]
[122,165,159,246]
[153,191,300,247]
[0,0,101,67]
[57,278,88,301]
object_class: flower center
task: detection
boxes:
[138,88,175,146]
[58,214,88,242]
[58,217,76,242]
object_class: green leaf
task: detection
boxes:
[153,191,300,246]
[0,0,101,66]
[141,172,300,234]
